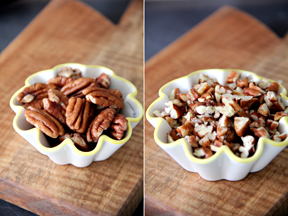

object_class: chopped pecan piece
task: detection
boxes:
[193,147,213,158]
[237,78,248,88]
[274,112,288,121]
[109,113,128,140]
[165,117,179,128]
[176,122,193,137]
[185,135,199,148]
[57,67,82,79]
[226,71,240,83]
[193,83,210,95]
[168,129,182,143]
[24,106,64,138]
[257,103,269,116]
[59,133,89,151]
[243,88,261,97]
[272,133,287,142]
[234,117,250,137]
[253,127,270,138]
[96,73,110,89]
[187,89,200,102]
[83,87,124,109]
[239,135,255,158]
[66,97,95,133]
[267,82,280,92]
[86,108,116,142]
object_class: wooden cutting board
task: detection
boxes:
[0,0,143,215]
[145,6,288,216]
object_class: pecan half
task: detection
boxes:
[59,133,89,151]
[96,73,110,89]
[23,99,44,110]
[83,87,124,109]
[48,89,69,110]
[66,97,95,133]
[61,77,94,96]
[43,98,66,124]
[57,67,82,79]
[17,83,50,104]
[109,113,128,140]
[48,77,74,89]
[24,106,64,138]
[86,108,116,142]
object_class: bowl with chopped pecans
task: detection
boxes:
[146,69,288,181]
[10,63,143,167]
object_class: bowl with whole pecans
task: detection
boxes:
[146,69,288,181]
[10,63,143,167]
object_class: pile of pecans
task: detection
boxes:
[17,67,128,152]
[153,71,288,159]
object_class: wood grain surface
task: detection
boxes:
[0,0,143,215]
[145,6,288,216]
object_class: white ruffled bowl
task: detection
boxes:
[10,63,143,167]
[146,69,288,181]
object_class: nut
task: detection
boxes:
[17,83,51,104]
[165,116,179,128]
[194,123,213,138]
[59,133,89,151]
[66,97,95,133]
[266,119,279,131]
[253,127,270,138]
[48,77,74,88]
[185,135,199,148]
[234,117,250,137]
[274,112,288,121]
[258,79,271,89]
[272,132,287,142]
[199,136,210,148]
[96,73,110,89]
[61,77,94,96]
[48,89,69,110]
[248,82,265,94]
[164,101,185,119]
[237,78,248,88]
[43,98,66,124]
[176,122,193,137]
[193,147,213,158]
[267,82,280,92]
[187,89,200,101]
[168,129,181,142]
[86,108,116,142]
[24,106,64,138]
[243,88,261,97]
[193,82,210,95]
[239,135,255,158]
[57,67,82,79]
[169,88,181,100]
[83,87,124,109]
[226,70,240,83]
[109,113,128,140]
[23,99,44,110]
[257,103,269,116]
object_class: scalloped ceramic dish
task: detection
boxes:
[146,69,288,181]
[10,63,143,167]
